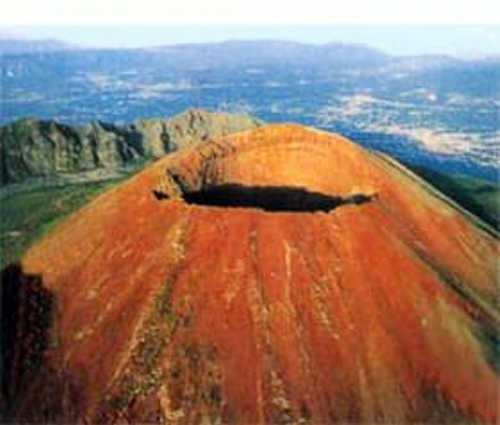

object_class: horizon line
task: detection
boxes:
[2,25,499,58]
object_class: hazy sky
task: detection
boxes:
[2,0,499,25]
[1,0,499,57]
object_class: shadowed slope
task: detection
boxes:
[9,124,499,424]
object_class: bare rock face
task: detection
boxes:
[0,109,261,185]
[5,124,498,424]
[136,109,263,158]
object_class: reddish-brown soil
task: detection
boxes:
[7,124,499,423]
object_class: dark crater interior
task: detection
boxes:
[154,183,376,213]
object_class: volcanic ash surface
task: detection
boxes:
[9,124,499,424]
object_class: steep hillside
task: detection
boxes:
[408,166,499,229]
[4,124,498,424]
[0,109,261,185]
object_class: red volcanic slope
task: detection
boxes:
[12,124,499,423]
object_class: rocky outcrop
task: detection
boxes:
[0,109,261,185]
[4,125,498,424]
[134,109,262,158]
[0,119,141,183]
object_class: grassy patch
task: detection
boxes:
[0,178,127,268]
[408,166,499,231]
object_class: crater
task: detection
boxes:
[154,183,376,213]
[151,132,379,213]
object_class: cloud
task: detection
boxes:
[372,125,475,155]
[317,94,414,125]
[85,73,194,95]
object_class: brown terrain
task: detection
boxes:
[2,124,498,423]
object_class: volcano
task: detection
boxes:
[4,124,498,424]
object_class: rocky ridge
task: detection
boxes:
[0,109,262,185]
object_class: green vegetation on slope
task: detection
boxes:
[409,166,499,231]
[0,179,125,269]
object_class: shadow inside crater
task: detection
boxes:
[155,183,376,213]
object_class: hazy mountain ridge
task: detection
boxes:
[1,38,387,61]
[0,37,79,55]
[4,38,495,67]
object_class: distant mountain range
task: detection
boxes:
[141,40,392,69]
[0,37,78,54]
[0,37,463,66]
[0,38,394,70]
[2,36,498,61]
